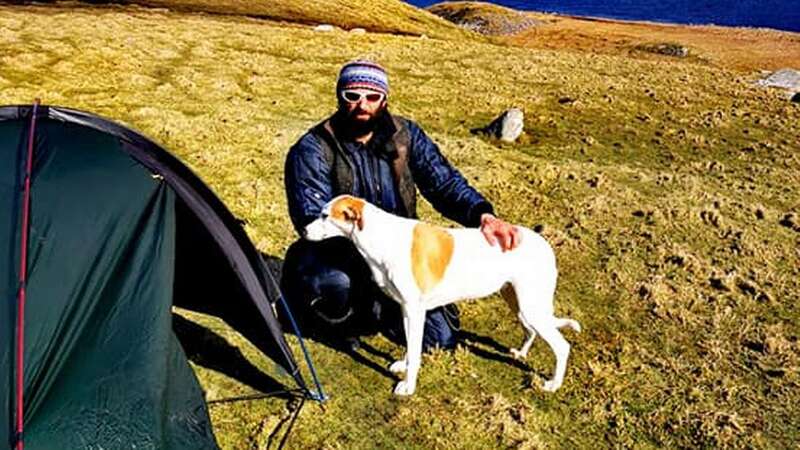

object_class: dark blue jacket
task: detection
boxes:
[285,111,494,234]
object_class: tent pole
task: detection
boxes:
[15,100,39,450]
[276,294,328,402]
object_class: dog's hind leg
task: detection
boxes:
[502,283,538,360]
[527,316,571,392]
[511,316,537,360]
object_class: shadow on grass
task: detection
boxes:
[262,252,401,382]
[314,334,400,381]
[172,310,308,447]
[458,330,531,372]
[172,313,295,400]
[172,201,303,400]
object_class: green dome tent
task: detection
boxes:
[1,104,312,449]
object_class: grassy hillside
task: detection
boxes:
[1,3,798,448]
[19,0,474,39]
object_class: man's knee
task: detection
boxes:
[297,270,353,324]
[422,305,460,351]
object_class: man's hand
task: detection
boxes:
[480,213,521,252]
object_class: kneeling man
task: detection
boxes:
[282,59,519,350]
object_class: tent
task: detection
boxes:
[1,104,313,449]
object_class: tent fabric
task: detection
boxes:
[1,116,22,450]
[0,105,306,449]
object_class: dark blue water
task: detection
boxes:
[406,0,800,32]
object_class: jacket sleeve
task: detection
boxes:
[284,133,333,235]
[406,120,494,227]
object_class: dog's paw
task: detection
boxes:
[542,379,562,392]
[510,348,526,360]
[393,380,416,396]
[389,360,407,374]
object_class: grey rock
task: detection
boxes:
[637,42,689,58]
[471,108,524,143]
[757,68,800,91]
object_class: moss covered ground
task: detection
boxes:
[0,2,798,448]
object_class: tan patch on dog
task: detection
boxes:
[331,196,365,230]
[411,223,454,294]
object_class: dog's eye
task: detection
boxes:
[320,212,329,220]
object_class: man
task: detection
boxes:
[282,59,520,351]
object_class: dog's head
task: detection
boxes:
[303,195,366,241]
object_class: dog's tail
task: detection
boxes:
[555,318,581,333]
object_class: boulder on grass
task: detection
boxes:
[471,108,524,143]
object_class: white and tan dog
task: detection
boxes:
[304,195,580,396]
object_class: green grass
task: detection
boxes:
[1,3,798,448]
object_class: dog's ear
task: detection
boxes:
[332,196,366,231]
[342,205,364,230]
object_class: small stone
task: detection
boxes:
[314,24,335,32]
[470,108,524,143]
[349,28,366,34]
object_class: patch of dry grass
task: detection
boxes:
[1,3,798,448]
[25,0,475,40]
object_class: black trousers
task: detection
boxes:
[280,237,458,351]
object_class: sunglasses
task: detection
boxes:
[340,90,385,104]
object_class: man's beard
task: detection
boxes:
[336,105,386,138]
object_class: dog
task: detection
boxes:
[303,195,580,396]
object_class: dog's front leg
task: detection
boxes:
[393,306,425,396]
[389,310,411,374]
